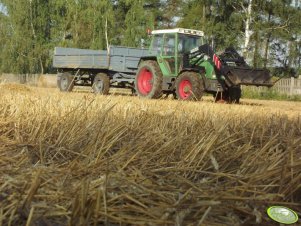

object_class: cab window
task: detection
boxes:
[151,34,163,54]
[178,34,203,54]
[163,34,176,55]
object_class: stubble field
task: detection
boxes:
[0,84,300,226]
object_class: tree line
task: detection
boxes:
[0,0,300,75]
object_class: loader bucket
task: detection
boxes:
[225,67,273,87]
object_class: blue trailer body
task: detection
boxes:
[53,46,152,73]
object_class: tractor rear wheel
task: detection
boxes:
[58,72,74,92]
[135,60,163,99]
[92,73,110,94]
[175,72,204,100]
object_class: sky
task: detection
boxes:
[0,3,7,15]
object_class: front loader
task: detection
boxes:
[135,28,274,103]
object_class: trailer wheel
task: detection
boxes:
[92,73,110,94]
[175,72,204,100]
[135,60,163,99]
[58,72,74,92]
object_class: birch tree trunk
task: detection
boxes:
[253,31,260,68]
[29,0,36,39]
[105,17,109,51]
[243,0,253,60]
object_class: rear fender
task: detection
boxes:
[139,56,171,77]
[138,56,157,67]
[178,68,209,89]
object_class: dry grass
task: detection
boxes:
[37,75,57,88]
[0,84,300,226]
[0,83,32,93]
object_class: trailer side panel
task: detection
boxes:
[53,47,109,69]
[53,46,153,73]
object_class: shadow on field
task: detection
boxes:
[239,101,263,106]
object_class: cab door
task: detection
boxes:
[160,33,177,76]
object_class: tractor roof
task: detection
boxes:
[151,28,204,37]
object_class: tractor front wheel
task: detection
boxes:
[135,60,163,99]
[175,72,204,100]
[92,73,110,94]
[58,72,74,92]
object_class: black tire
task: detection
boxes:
[175,72,204,100]
[92,73,110,94]
[214,87,241,104]
[228,86,241,103]
[135,60,163,99]
[57,72,74,92]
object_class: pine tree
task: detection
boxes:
[123,0,154,47]
[252,0,301,68]
[178,0,243,50]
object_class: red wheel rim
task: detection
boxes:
[137,68,153,95]
[179,79,192,99]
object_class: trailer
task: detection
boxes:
[53,46,154,93]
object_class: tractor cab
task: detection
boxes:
[149,28,204,76]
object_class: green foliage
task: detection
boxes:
[178,1,245,50]
[242,87,301,102]
[178,0,301,68]
[123,0,154,47]
[0,0,300,74]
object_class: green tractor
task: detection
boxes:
[135,28,273,102]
